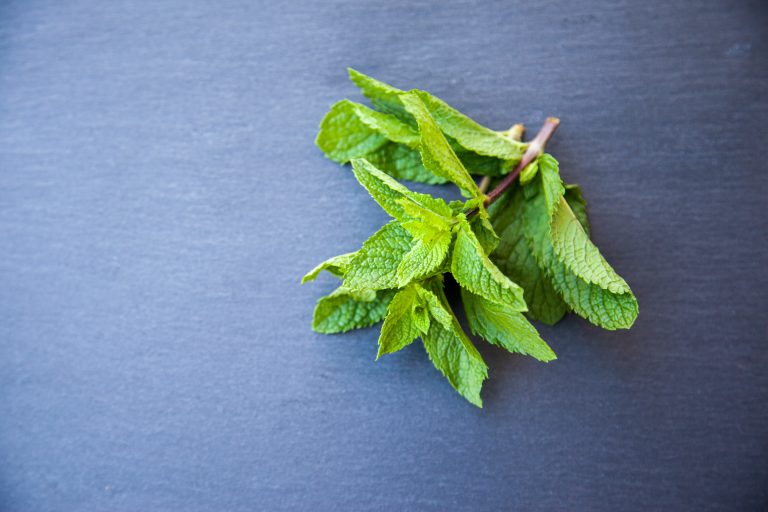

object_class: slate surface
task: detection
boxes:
[0,1,766,510]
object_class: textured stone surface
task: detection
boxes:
[0,1,766,510]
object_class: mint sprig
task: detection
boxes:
[304,69,638,407]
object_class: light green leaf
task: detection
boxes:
[470,204,499,255]
[550,263,638,330]
[317,78,512,182]
[400,92,481,198]
[534,154,565,219]
[398,200,452,234]
[364,137,508,182]
[454,148,511,177]
[564,183,589,235]
[316,100,389,163]
[396,229,452,286]
[319,100,419,156]
[348,68,411,120]
[377,285,427,358]
[347,68,525,163]
[519,160,539,185]
[551,197,630,294]
[415,90,525,161]
[451,218,527,311]
[351,159,453,225]
[421,285,488,407]
[349,100,419,147]
[313,287,395,334]
[461,288,556,362]
[418,281,453,328]
[316,100,444,184]
[344,221,414,291]
[364,141,447,184]
[490,186,567,325]
[523,175,638,330]
[302,252,356,284]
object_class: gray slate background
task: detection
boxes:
[0,1,766,510]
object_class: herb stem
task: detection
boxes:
[484,117,559,206]
[476,123,525,195]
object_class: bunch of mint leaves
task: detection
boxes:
[302,69,638,407]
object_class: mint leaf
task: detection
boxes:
[302,252,356,284]
[418,279,453,328]
[318,75,513,181]
[421,283,488,407]
[351,158,453,226]
[316,100,445,184]
[551,266,638,330]
[519,159,539,185]
[400,92,481,198]
[364,141,446,184]
[344,221,414,291]
[563,183,589,235]
[348,68,525,163]
[414,90,525,161]
[451,218,527,311]
[551,196,630,294]
[532,155,629,295]
[490,186,567,324]
[461,288,556,362]
[532,154,565,219]
[396,228,452,286]
[454,148,510,177]
[317,100,419,158]
[348,68,410,120]
[377,284,428,358]
[470,204,500,255]
[316,100,389,163]
[313,286,395,334]
[523,170,638,330]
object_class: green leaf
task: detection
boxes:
[302,252,356,284]
[451,218,527,311]
[316,100,389,163]
[350,159,453,226]
[313,287,395,334]
[461,288,556,362]
[344,221,414,291]
[400,92,481,198]
[348,68,411,120]
[469,204,500,255]
[518,160,539,185]
[377,284,427,358]
[522,172,638,330]
[317,100,419,158]
[531,153,565,219]
[396,228,452,286]
[418,280,453,328]
[421,284,488,407]
[563,183,589,235]
[317,80,512,182]
[454,148,510,177]
[490,186,567,325]
[551,197,630,294]
[414,90,525,161]
[550,264,638,330]
[364,142,447,184]
[316,100,445,184]
[347,69,525,163]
